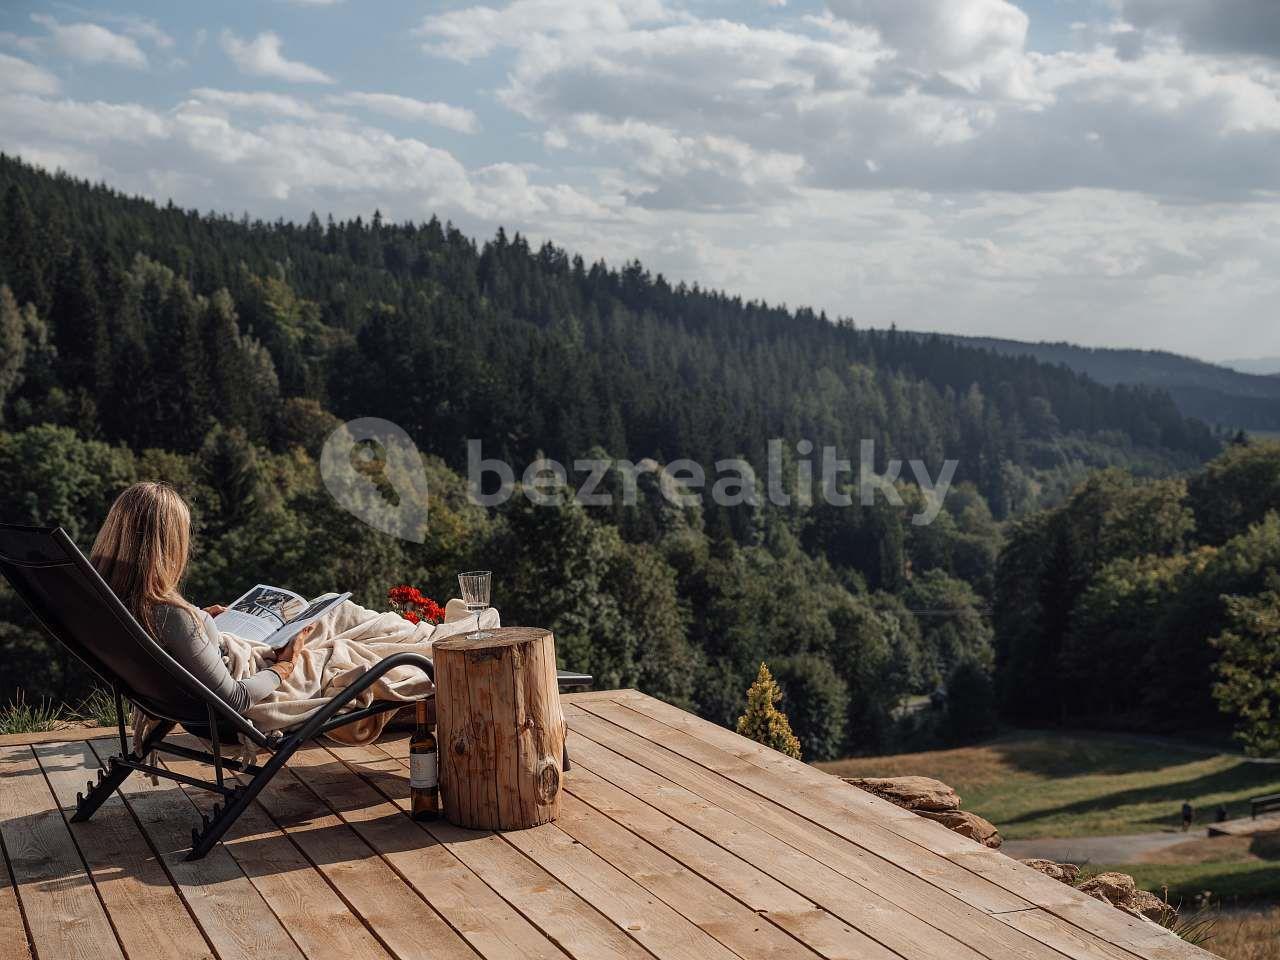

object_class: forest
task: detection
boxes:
[2,153,1275,759]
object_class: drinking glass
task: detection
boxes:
[458,570,492,640]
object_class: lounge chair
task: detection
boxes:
[0,522,592,859]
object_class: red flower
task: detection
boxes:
[388,584,446,626]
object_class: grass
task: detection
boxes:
[0,687,122,735]
[821,729,1280,914]
[73,688,121,729]
[1209,906,1280,960]
[819,730,1280,839]
[0,693,64,735]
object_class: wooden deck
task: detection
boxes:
[0,689,1211,960]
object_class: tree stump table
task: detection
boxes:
[432,626,567,830]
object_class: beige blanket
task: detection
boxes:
[220,596,500,746]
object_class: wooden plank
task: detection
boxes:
[949,851,1209,960]
[503,820,744,960]
[35,742,214,960]
[0,745,125,960]
[561,726,1011,960]
[85,740,305,960]
[556,789,828,960]
[564,763,816,915]
[571,704,1064,916]
[159,748,393,960]
[241,751,477,960]
[569,707,1160,960]
[284,742,569,960]
[0,728,124,748]
[562,690,643,705]
[0,819,34,960]
[564,763,911,960]
[328,742,655,960]
[578,699,1208,960]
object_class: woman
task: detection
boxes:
[89,481,314,713]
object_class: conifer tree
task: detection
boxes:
[736,663,802,759]
[0,285,26,420]
[0,184,48,313]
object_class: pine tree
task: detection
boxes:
[48,244,105,393]
[0,184,48,313]
[0,285,26,420]
[736,663,802,759]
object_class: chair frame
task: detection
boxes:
[1,523,591,860]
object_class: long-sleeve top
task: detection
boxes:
[154,603,282,713]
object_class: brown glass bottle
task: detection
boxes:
[409,699,440,821]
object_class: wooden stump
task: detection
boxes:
[432,626,566,830]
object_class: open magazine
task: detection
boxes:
[213,584,351,649]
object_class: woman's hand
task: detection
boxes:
[272,623,318,664]
[203,604,228,617]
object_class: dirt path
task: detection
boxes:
[1002,830,1203,863]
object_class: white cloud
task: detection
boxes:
[0,87,608,236]
[327,92,480,133]
[0,53,60,95]
[417,0,671,62]
[189,88,322,119]
[121,18,175,51]
[220,30,334,84]
[31,13,148,69]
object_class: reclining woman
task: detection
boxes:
[89,480,496,744]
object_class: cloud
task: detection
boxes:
[1119,0,1280,60]
[328,92,480,133]
[220,30,334,84]
[0,87,608,235]
[0,53,60,95]
[189,88,321,119]
[120,18,175,51]
[30,13,148,69]
[417,0,671,62]
[828,0,1027,70]
[485,3,1280,202]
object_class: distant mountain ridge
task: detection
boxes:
[1222,357,1280,377]
[929,334,1280,433]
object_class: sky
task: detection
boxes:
[0,0,1277,363]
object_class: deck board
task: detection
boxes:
[0,691,1214,960]
[159,748,395,960]
[34,741,215,960]
[0,745,126,960]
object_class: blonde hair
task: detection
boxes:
[90,481,195,638]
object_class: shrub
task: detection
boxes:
[736,662,802,759]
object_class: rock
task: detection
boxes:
[1077,872,1138,908]
[842,776,960,812]
[1128,889,1172,923]
[918,809,1003,848]
[1018,859,1081,884]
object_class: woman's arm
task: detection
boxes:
[156,606,282,713]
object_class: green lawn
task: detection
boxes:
[819,730,1280,839]
[821,730,1280,906]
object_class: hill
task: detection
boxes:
[0,153,1218,519]
[934,334,1280,432]
[0,152,1231,760]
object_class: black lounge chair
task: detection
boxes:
[0,522,591,859]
